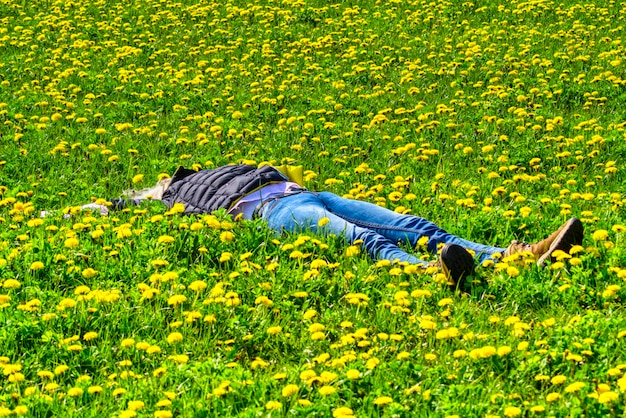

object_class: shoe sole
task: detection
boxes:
[440,244,475,290]
[537,217,584,266]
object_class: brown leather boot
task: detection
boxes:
[504,218,583,266]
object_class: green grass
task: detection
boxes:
[1,0,626,416]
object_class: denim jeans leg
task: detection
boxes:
[260,192,429,265]
[315,192,506,264]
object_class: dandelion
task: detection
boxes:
[281,384,299,397]
[592,229,609,241]
[82,268,98,279]
[126,401,144,411]
[64,237,79,248]
[153,367,167,377]
[220,231,234,242]
[267,326,282,335]
[598,391,619,404]
[318,217,330,226]
[68,387,84,397]
[167,354,189,364]
[565,382,585,393]
[88,386,103,394]
[546,392,561,402]
[373,396,393,406]
[13,406,27,416]
[167,295,187,306]
[83,332,98,341]
[265,401,282,410]
[120,338,135,348]
[158,235,175,244]
[166,332,183,344]
[188,280,207,291]
[2,279,20,289]
[30,261,44,270]
[503,406,522,417]
[497,346,512,356]
[319,385,336,396]
[333,407,354,417]
[345,245,360,257]
[311,332,325,341]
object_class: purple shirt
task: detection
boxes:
[228,182,302,220]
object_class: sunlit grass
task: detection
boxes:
[1,0,626,416]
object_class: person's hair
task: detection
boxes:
[122,178,172,201]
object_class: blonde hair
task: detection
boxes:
[123,178,172,201]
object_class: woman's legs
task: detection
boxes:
[260,191,430,266]
[316,192,506,264]
[260,191,505,265]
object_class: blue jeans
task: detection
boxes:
[260,191,505,266]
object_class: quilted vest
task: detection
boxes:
[160,164,289,214]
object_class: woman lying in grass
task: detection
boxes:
[69,164,585,289]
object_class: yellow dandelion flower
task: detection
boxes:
[82,268,98,279]
[265,400,282,410]
[120,338,135,348]
[188,280,207,291]
[153,367,167,377]
[592,229,609,241]
[2,279,20,289]
[373,396,393,406]
[598,391,619,404]
[64,237,79,248]
[87,385,103,394]
[83,332,98,341]
[167,354,189,364]
[345,245,360,257]
[166,332,183,344]
[281,384,299,397]
[30,261,44,271]
[158,235,175,244]
[318,385,336,396]
[546,392,561,402]
[503,406,521,417]
[126,400,144,411]
[220,231,234,242]
[167,294,187,306]
[310,332,325,341]
[565,382,587,396]
[333,407,354,417]
[67,387,83,397]
[318,217,330,226]
[267,326,282,335]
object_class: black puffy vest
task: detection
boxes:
[161,165,289,214]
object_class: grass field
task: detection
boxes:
[1,0,626,416]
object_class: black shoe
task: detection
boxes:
[440,244,475,290]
